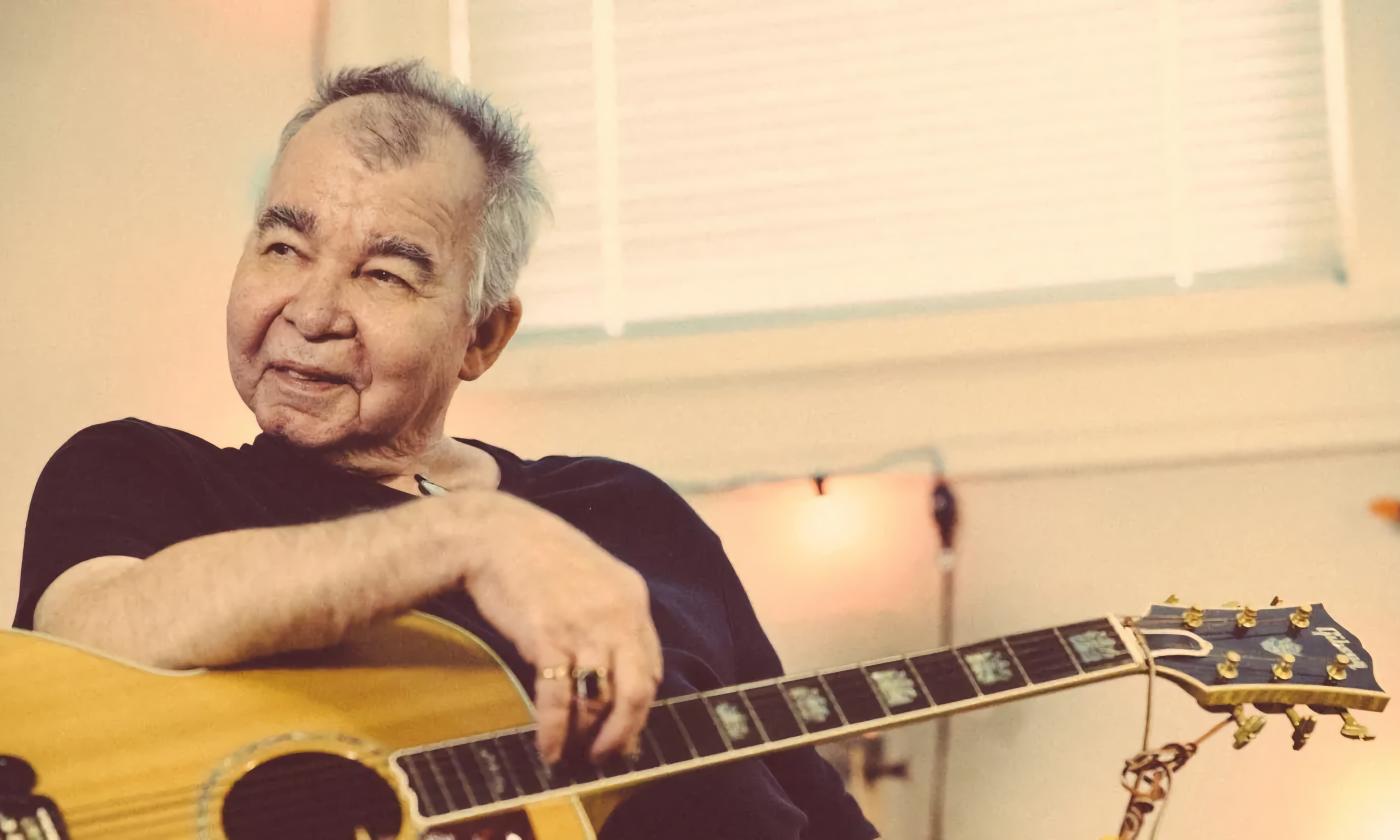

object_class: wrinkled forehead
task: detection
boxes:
[264,96,489,242]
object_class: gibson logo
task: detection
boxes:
[1313,627,1369,670]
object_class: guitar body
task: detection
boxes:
[0,612,597,839]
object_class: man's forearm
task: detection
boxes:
[36,491,497,669]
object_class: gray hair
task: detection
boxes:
[278,61,549,322]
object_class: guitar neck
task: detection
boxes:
[392,615,1148,824]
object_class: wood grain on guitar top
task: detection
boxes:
[0,612,596,839]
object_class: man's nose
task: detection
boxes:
[281,269,356,340]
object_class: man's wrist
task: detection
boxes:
[420,487,511,586]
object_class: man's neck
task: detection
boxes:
[315,435,502,496]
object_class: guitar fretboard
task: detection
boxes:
[393,617,1137,820]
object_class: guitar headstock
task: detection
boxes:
[1127,599,1387,748]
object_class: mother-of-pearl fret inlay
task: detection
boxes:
[785,684,833,724]
[963,649,1014,686]
[470,743,510,799]
[387,613,1164,823]
[1067,629,1121,664]
[869,668,920,707]
[711,700,752,742]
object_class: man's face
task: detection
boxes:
[227,99,488,453]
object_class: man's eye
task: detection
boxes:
[365,269,408,287]
[264,242,297,257]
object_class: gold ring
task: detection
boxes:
[539,665,572,681]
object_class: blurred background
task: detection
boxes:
[2,1,1397,838]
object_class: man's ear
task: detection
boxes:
[460,296,523,381]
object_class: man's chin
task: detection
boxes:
[255,408,352,451]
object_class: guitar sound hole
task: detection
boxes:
[221,751,401,840]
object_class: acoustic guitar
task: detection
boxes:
[0,601,1387,839]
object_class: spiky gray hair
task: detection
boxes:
[278,61,549,322]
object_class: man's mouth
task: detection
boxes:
[270,362,350,386]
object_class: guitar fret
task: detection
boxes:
[1005,638,1034,685]
[446,745,495,806]
[632,726,664,770]
[443,747,480,808]
[467,740,518,802]
[515,731,557,789]
[398,752,449,817]
[423,748,469,814]
[909,650,979,704]
[645,702,696,764]
[1051,628,1088,674]
[740,683,804,741]
[957,639,1028,693]
[861,668,893,717]
[781,677,842,732]
[820,666,887,724]
[1059,619,1134,672]
[670,697,729,756]
[737,687,773,743]
[862,658,933,713]
[703,690,765,750]
[1007,629,1081,683]
[495,733,546,795]
[700,694,735,750]
[384,614,1155,814]
[815,674,851,725]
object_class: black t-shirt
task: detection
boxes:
[16,418,878,840]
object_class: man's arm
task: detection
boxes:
[32,488,661,764]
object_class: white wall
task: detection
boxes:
[2,2,1397,838]
[691,451,1400,839]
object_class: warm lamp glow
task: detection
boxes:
[793,489,866,558]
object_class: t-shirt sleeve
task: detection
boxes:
[579,465,877,840]
[714,539,882,840]
[13,419,204,630]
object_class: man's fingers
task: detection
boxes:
[569,649,613,745]
[533,654,574,765]
[589,639,660,761]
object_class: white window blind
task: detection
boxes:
[467,0,1343,337]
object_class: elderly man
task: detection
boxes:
[14,62,876,839]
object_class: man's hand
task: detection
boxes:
[456,492,664,766]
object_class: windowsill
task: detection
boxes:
[483,280,1400,393]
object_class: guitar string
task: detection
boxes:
[74,622,1357,833]
[60,634,1089,828]
[61,628,1335,835]
[59,636,1119,829]
[67,625,1342,834]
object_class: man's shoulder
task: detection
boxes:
[53,417,224,461]
[481,442,678,499]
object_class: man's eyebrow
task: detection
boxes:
[256,204,318,236]
[366,235,437,279]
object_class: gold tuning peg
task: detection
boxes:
[1338,711,1376,741]
[1216,650,1242,681]
[1182,604,1205,629]
[1289,604,1313,630]
[1285,707,1316,750]
[1164,594,1181,605]
[1231,705,1266,749]
[1327,654,1350,682]
[1272,653,1295,681]
[1235,604,1258,630]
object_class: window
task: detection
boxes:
[468,0,1343,337]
